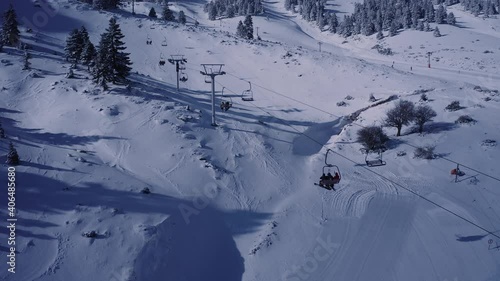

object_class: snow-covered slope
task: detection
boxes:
[1,1,499,281]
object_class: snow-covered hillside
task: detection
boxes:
[1,0,499,280]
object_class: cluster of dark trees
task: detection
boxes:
[204,0,263,20]
[148,5,186,24]
[357,100,437,150]
[236,15,254,39]
[285,0,497,38]
[459,0,499,17]
[78,0,121,10]
[65,18,132,89]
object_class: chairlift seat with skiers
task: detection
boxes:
[146,35,152,45]
[220,87,232,111]
[180,72,188,82]
[159,53,166,66]
[315,149,342,190]
[241,81,254,101]
[365,149,386,167]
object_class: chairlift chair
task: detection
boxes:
[220,87,233,111]
[315,149,342,190]
[146,35,152,45]
[179,72,188,82]
[161,37,168,47]
[205,76,212,83]
[365,149,386,167]
[159,53,166,66]
[241,81,254,101]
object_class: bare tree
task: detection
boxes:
[414,105,437,133]
[384,100,415,136]
[357,126,389,150]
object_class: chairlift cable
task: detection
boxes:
[215,81,500,240]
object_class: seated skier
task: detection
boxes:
[332,172,340,182]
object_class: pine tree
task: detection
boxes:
[435,4,446,24]
[81,39,96,70]
[389,22,398,36]
[162,4,175,21]
[376,29,384,40]
[149,7,157,18]
[433,26,441,37]
[208,2,217,20]
[23,51,31,70]
[236,20,246,38]
[417,20,425,31]
[2,4,20,47]
[244,15,254,39]
[6,142,20,165]
[93,18,132,86]
[65,29,84,64]
[447,12,456,25]
[178,10,187,24]
[328,13,338,33]
[227,5,235,18]
[425,21,431,32]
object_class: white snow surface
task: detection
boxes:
[1,0,500,281]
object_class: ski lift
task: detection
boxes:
[205,76,212,83]
[146,34,152,45]
[161,37,168,47]
[220,87,232,111]
[365,149,386,167]
[241,81,254,101]
[159,53,166,66]
[315,149,341,190]
[179,69,188,82]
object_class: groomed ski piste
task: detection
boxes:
[1,0,499,280]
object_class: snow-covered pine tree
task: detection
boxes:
[93,18,132,86]
[433,26,441,37]
[425,21,431,32]
[328,13,338,33]
[285,0,292,10]
[2,4,20,47]
[23,51,31,70]
[178,10,187,24]
[417,20,425,31]
[208,2,217,20]
[435,4,446,24]
[149,7,157,18]
[389,21,398,36]
[376,29,384,39]
[236,20,246,38]
[162,3,175,21]
[92,48,110,89]
[6,142,20,165]
[227,5,235,18]
[105,18,132,83]
[65,29,84,64]
[447,12,456,25]
[244,15,254,39]
[81,39,96,70]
